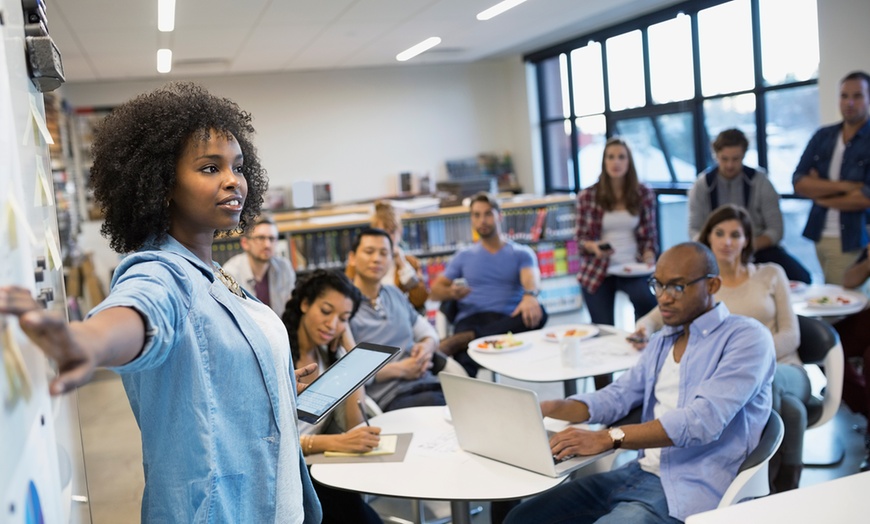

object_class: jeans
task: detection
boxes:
[504,462,681,524]
[582,275,657,326]
[772,364,811,466]
[753,245,811,284]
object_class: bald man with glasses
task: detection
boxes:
[505,242,776,524]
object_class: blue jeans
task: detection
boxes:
[582,275,657,326]
[505,462,681,524]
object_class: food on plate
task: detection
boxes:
[807,295,852,306]
[477,332,524,350]
[545,328,591,340]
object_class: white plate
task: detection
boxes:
[608,262,655,277]
[804,293,861,309]
[468,335,532,354]
[542,324,600,343]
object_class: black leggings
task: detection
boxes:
[311,470,383,524]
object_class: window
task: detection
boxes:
[571,43,605,116]
[697,0,754,97]
[648,15,694,104]
[528,0,820,195]
[606,31,645,111]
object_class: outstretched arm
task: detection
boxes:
[0,286,145,395]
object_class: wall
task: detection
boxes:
[816,0,870,124]
[60,57,536,205]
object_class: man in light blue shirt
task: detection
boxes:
[506,242,775,523]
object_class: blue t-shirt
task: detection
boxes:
[443,240,536,323]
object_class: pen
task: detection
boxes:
[357,400,370,427]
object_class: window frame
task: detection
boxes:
[526,0,818,196]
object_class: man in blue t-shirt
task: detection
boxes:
[431,192,548,376]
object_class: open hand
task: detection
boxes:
[0,286,98,395]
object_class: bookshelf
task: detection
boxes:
[212,194,583,314]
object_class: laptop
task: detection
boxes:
[440,372,612,478]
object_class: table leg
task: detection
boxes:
[563,379,577,397]
[450,500,472,524]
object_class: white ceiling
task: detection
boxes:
[47,0,682,83]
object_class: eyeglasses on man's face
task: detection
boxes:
[248,235,278,244]
[647,274,716,298]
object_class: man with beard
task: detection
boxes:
[793,70,870,285]
[222,215,296,316]
[348,227,444,412]
[505,242,775,524]
[431,192,547,376]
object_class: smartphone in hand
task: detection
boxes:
[598,242,613,252]
[453,278,468,288]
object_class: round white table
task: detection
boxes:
[466,325,640,395]
[309,406,566,524]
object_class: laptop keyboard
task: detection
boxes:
[553,454,577,465]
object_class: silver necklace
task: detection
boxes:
[213,263,246,299]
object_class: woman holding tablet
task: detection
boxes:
[282,269,384,524]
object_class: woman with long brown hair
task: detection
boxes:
[576,137,658,328]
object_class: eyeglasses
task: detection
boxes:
[647,274,716,298]
[248,235,278,244]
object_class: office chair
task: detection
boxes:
[796,315,845,466]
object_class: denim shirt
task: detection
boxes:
[793,121,870,251]
[90,237,321,523]
[571,303,775,521]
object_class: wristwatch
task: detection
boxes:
[608,427,626,449]
[522,289,540,297]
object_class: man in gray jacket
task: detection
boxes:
[688,128,810,283]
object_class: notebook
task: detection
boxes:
[440,372,612,478]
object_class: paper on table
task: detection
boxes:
[323,434,398,457]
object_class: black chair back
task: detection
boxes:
[796,315,839,365]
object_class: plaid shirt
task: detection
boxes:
[575,183,658,293]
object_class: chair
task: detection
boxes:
[594,409,783,508]
[796,315,844,430]
[718,410,784,507]
[796,315,845,465]
[432,352,470,378]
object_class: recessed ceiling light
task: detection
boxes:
[158,0,176,32]
[396,37,442,62]
[477,0,529,21]
[157,49,172,73]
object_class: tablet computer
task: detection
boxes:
[296,342,400,424]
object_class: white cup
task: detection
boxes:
[560,336,582,368]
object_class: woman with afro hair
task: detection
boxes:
[0,82,322,522]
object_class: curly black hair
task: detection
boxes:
[282,269,363,365]
[90,82,268,253]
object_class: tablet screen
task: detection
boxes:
[296,342,399,424]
